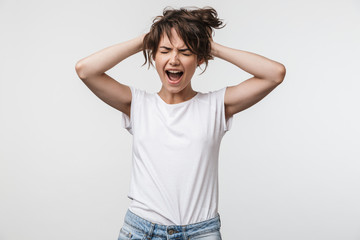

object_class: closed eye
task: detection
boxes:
[179,49,192,56]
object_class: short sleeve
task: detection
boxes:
[219,86,233,132]
[120,85,137,135]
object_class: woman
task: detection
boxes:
[75,6,285,240]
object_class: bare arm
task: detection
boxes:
[75,34,145,116]
[211,41,286,117]
[75,34,145,78]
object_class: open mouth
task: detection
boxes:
[166,70,184,82]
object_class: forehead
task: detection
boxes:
[159,28,186,48]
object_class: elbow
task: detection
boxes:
[274,64,286,84]
[75,61,88,80]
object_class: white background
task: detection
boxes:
[1,0,359,239]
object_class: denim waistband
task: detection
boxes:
[123,209,221,239]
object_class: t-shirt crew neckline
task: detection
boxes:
[156,92,199,107]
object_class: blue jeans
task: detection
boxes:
[118,209,223,240]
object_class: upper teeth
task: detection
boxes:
[168,70,181,73]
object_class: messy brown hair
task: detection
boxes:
[142,6,225,73]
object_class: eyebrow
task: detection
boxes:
[159,46,191,52]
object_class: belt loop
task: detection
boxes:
[147,222,155,239]
[182,226,186,239]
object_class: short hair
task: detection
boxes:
[142,6,225,73]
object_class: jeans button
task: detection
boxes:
[168,229,174,235]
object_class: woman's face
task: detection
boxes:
[154,28,202,94]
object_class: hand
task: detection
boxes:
[136,33,147,52]
[210,40,218,57]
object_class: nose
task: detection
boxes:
[169,52,180,66]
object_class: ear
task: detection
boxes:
[197,58,205,66]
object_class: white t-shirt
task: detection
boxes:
[120,86,233,225]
